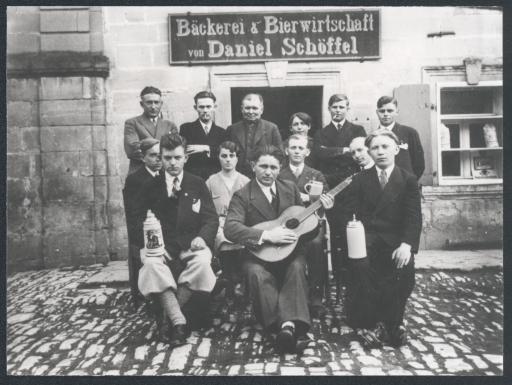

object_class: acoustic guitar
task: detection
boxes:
[249,175,353,262]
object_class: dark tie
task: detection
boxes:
[270,188,279,214]
[337,123,343,131]
[171,177,180,198]
[379,169,388,189]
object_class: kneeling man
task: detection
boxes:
[224,145,333,354]
[343,129,421,348]
[136,133,218,347]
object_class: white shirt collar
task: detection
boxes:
[379,121,396,131]
[289,163,304,176]
[332,119,346,129]
[256,179,277,203]
[165,170,184,196]
[145,166,159,177]
[375,164,394,179]
[362,159,375,170]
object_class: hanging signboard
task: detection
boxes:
[169,9,380,64]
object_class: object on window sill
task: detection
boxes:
[482,123,499,148]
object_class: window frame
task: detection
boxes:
[436,80,503,186]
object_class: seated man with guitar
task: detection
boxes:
[224,145,334,354]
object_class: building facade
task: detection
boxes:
[7,6,503,271]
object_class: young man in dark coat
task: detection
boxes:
[342,129,422,349]
[376,95,425,180]
[123,138,162,302]
[179,91,228,180]
[224,145,334,354]
[279,134,330,318]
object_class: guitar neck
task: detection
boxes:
[296,176,353,223]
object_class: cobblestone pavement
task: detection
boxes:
[7,266,503,376]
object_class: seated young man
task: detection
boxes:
[136,133,218,347]
[349,136,374,171]
[342,129,422,348]
[224,145,334,354]
[279,134,330,318]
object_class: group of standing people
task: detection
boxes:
[123,85,424,354]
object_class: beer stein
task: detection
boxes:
[304,180,323,200]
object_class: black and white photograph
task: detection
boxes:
[5,5,504,377]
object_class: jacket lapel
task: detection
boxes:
[375,167,404,214]
[252,120,265,146]
[249,179,277,220]
[140,114,157,138]
[275,179,295,215]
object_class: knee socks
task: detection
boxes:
[159,289,186,326]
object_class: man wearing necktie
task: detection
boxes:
[279,134,330,318]
[225,145,334,354]
[179,91,228,180]
[312,94,366,294]
[136,133,218,347]
[123,138,162,303]
[124,86,178,175]
[341,129,422,349]
[227,93,283,178]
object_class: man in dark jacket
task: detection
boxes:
[180,91,228,180]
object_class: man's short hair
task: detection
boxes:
[242,93,264,106]
[365,129,400,148]
[160,133,187,152]
[252,145,284,164]
[140,138,160,156]
[194,91,216,104]
[349,136,367,148]
[140,86,162,98]
[377,96,398,108]
[219,140,241,156]
[328,94,349,107]
[286,133,312,150]
[288,112,312,129]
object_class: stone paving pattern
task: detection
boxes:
[7,265,503,376]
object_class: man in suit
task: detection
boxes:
[376,96,425,180]
[137,133,218,346]
[312,94,366,292]
[224,145,334,354]
[180,91,228,180]
[279,134,329,318]
[342,129,422,348]
[227,93,283,177]
[124,86,178,175]
[349,136,374,171]
[123,138,162,302]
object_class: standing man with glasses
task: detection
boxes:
[376,96,425,180]
[124,86,178,175]
[180,91,228,180]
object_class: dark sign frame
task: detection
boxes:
[168,9,381,65]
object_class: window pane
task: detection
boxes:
[445,123,460,148]
[469,123,486,148]
[440,88,494,114]
[442,152,461,176]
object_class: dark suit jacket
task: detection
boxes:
[179,119,228,180]
[137,170,219,256]
[224,178,302,248]
[391,123,425,180]
[312,121,366,187]
[227,119,283,177]
[123,166,156,246]
[342,166,422,253]
[124,114,177,174]
[279,164,329,197]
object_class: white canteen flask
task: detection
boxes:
[143,210,166,257]
[346,214,367,259]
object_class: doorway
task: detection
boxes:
[230,86,323,140]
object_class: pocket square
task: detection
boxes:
[398,142,409,150]
[192,198,201,213]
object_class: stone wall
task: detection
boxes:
[7,6,113,272]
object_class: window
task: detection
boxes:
[436,81,502,185]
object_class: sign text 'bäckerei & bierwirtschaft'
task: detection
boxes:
[169,10,380,64]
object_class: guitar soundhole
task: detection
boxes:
[285,218,300,229]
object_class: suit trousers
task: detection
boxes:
[346,237,415,332]
[305,223,327,300]
[243,250,311,333]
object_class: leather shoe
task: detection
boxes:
[275,325,296,354]
[169,324,189,348]
[356,328,383,349]
[388,325,408,348]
